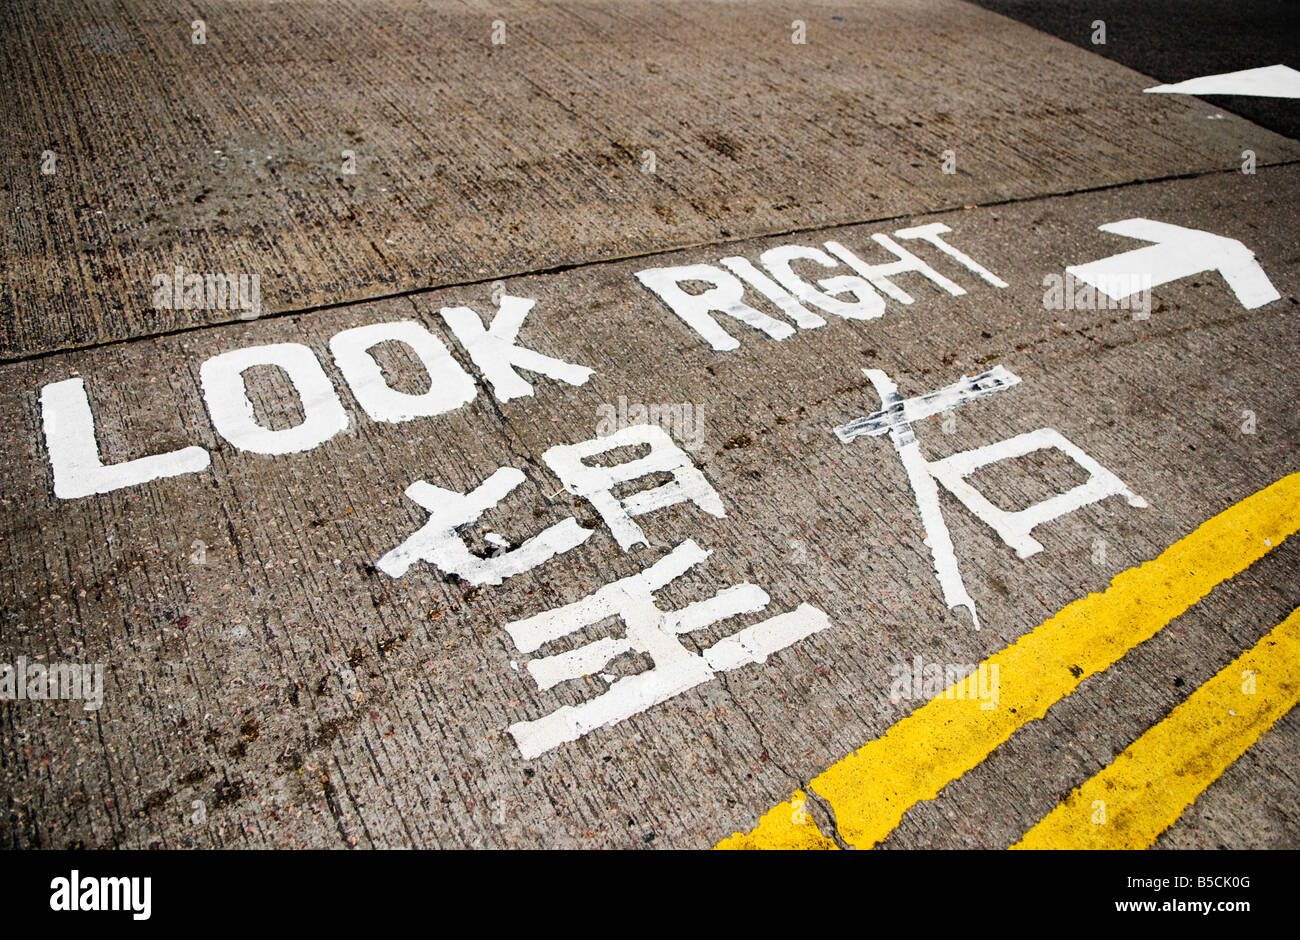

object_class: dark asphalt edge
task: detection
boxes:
[960,0,1300,143]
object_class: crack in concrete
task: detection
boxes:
[712,671,850,848]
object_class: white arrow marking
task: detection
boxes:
[1066,219,1280,310]
[1145,65,1300,99]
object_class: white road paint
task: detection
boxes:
[200,343,349,455]
[528,582,772,692]
[1144,64,1300,99]
[894,223,1009,288]
[505,539,830,759]
[376,467,593,584]
[41,378,211,500]
[43,301,599,498]
[927,428,1148,559]
[702,606,829,673]
[634,263,796,351]
[1066,218,1280,310]
[824,235,965,304]
[757,245,885,319]
[835,365,1146,629]
[439,294,595,401]
[636,226,1005,350]
[329,320,476,423]
[719,256,827,329]
[377,423,724,580]
[835,365,1022,442]
[857,368,983,630]
[542,423,726,550]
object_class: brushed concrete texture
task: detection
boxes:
[1,164,1295,848]
[3,0,1299,358]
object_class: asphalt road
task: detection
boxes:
[0,0,1296,851]
[970,0,1300,139]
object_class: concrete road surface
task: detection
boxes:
[1,0,1296,850]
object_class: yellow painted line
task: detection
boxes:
[718,472,1300,850]
[1013,606,1300,849]
[715,791,839,850]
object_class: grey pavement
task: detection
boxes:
[0,0,1296,849]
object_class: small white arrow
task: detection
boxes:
[1066,218,1280,310]
[1145,64,1300,99]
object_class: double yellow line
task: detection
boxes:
[718,472,1300,850]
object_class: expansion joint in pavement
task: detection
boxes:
[4,159,1296,368]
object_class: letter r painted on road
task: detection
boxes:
[634,264,797,351]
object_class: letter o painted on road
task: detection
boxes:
[200,343,348,455]
[329,320,476,423]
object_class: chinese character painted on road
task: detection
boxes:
[504,539,830,758]
[835,364,1146,629]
